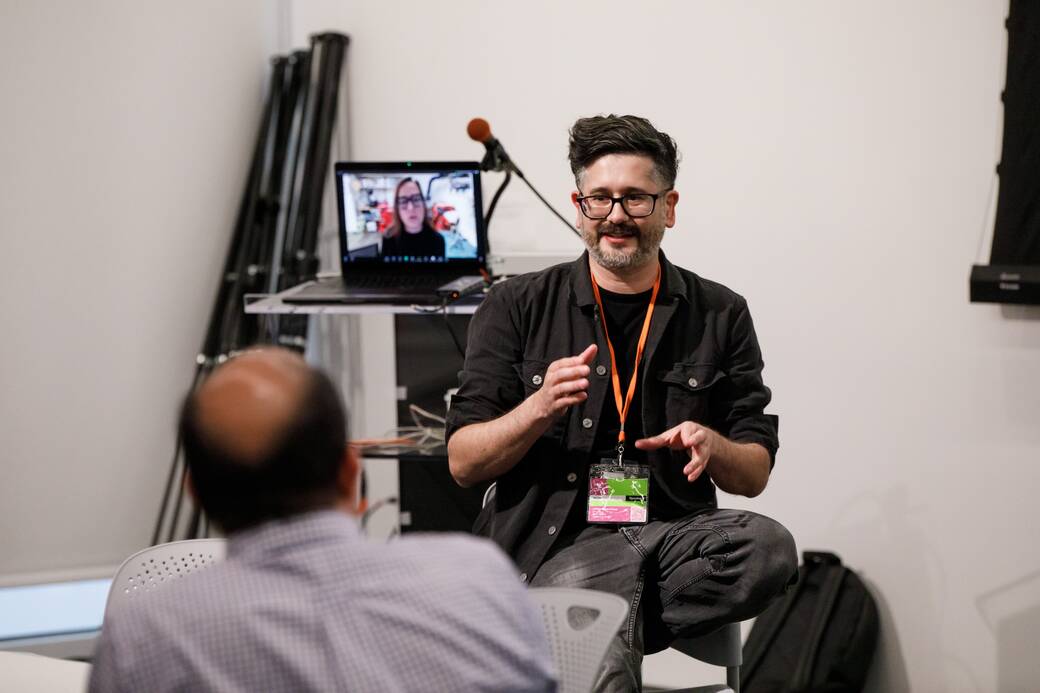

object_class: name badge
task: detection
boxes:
[587,460,649,524]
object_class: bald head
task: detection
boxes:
[193,348,312,464]
[180,347,351,533]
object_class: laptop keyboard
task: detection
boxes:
[342,274,446,289]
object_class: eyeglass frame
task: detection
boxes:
[397,193,425,209]
[575,189,673,220]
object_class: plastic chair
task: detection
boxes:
[105,539,227,614]
[528,587,628,693]
[664,622,743,693]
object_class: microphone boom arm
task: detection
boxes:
[480,147,580,238]
[512,166,580,238]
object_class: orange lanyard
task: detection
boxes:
[589,266,661,463]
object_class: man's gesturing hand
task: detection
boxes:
[530,344,598,420]
[635,421,717,483]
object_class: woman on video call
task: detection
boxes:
[381,177,446,258]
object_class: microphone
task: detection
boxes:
[467,118,517,174]
[466,117,581,238]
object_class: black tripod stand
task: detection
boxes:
[152,32,350,544]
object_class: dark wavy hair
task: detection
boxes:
[568,114,680,188]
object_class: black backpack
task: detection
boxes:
[740,551,879,693]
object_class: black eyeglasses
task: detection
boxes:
[576,190,671,219]
[398,194,424,208]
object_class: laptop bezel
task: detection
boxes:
[333,161,487,277]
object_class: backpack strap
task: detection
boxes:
[789,562,846,692]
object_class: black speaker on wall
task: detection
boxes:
[971,0,1040,305]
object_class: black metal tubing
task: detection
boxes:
[152,33,350,543]
[272,33,349,350]
[278,33,349,291]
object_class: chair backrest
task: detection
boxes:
[528,587,628,693]
[105,539,227,615]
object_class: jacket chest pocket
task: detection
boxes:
[516,359,567,440]
[657,363,726,428]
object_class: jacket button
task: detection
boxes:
[566,472,577,483]
[519,572,528,583]
[687,377,698,388]
[532,374,543,386]
[596,365,607,376]
[547,526,557,536]
[582,418,593,429]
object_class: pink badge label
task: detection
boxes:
[587,505,647,523]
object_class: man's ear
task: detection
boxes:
[337,444,365,514]
[664,189,679,228]
[571,191,584,228]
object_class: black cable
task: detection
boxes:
[409,299,466,357]
[186,504,202,539]
[151,435,183,545]
[152,364,206,545]
[484,170,512,229]
[360,496,399,530]
[513,168,581,237]
[441,299,467,359]
[165,456,190,543]
[482,159,580,239]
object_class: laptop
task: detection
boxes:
[283,161,488,305]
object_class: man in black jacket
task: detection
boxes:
[447,114,797,692]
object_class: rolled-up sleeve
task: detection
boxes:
[445,285,524,442]
[715,296,779,465]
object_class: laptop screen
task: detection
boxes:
[334,161,486,273]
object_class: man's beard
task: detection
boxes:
[583,221,664,271]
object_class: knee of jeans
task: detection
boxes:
[745,518,798,602]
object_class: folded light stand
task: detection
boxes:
[269,33,349,350]
[152,33,349,543]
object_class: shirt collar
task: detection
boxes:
[570,250,688,307]
[226,509,361,561]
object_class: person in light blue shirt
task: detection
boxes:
[89,347,556,693]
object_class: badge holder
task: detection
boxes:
[587,445,649,525]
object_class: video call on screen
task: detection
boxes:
[340,170,480,264]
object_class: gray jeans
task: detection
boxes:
[529,508,798,692]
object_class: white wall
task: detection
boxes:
[2,0,1037,690]
[289,1,1038,691]
[0,2,277,578]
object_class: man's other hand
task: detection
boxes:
[635,421,717,483]
[530,344,597,420]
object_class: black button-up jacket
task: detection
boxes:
[445,252,778,579]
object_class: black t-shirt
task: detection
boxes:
[553,286,655,545]
[381,227,446,258]
[591,287,654,462]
